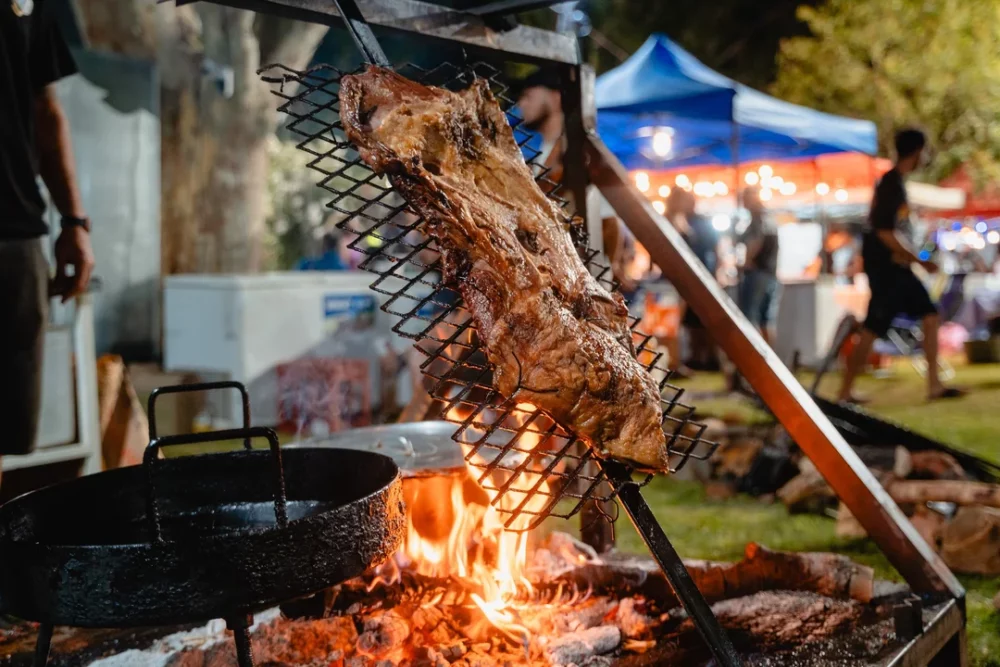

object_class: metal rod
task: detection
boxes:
[467,0,566,18]
[182,0,579,65]
[33,623,53,667]
[228,615,256,667]
[586,132,964,599]
[331,0,391,67]
[602,460,742,666]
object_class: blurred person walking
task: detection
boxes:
[837,129,963,403]
[1,0,94,475]
[737,186,781,346]
[666,188,720,375]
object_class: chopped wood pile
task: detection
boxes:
[776,445,1000,575]
[691,409,1000,577]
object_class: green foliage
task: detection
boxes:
[264,136,330,270]
[773,0,1000,187]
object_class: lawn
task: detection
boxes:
[606,360,1000,666]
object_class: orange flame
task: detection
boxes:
[390,402,554,645]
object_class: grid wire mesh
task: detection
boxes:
[261,60,718,531]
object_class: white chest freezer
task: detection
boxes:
[164,271,411,430]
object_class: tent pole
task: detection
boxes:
[730,121,740,210]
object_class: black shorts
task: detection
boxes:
[863,266,937,338]
[0,239,49,455]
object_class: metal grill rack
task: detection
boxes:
[261,60,718,533]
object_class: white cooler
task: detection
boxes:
[164,272,410,430]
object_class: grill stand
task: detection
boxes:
[170,0,966,661]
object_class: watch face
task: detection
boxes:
[11,0,34,17]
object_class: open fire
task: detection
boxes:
[375,404,601,655]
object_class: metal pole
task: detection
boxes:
[604,461,742,666]
[585,132,964,599]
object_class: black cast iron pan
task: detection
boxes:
[0,383,405,629]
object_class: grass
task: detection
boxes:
[598,360,1000,665]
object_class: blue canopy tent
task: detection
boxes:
[595,35,878,170]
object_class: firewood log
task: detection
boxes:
[561,543,874,607]
[885,479,1000,508]
[939,506,1000,575]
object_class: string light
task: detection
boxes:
[779,182,796,196]
[652,129,673,157]
[815,182,830,195]
[975,221,988,234]
[770,176,784,188]
[744,172,760,186]
[759,188,773,201]
[712,214,731,231]
[758,165,773,179]
[634,171,650,193]
[987,230,999,244]
[714,181,729,196]
[834,189,848,202]
[652,200,666,215]
[675,174,692,189]
[658,185,670,198]
[694,181,715,197]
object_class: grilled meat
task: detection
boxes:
[340,66,669,471]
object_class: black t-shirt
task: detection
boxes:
[683,213,718,274]
[863,168,910,274]
[741,211,779,275]
[1,0,77,239]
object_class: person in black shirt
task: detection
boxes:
[737,186,781,345]
[837,129,963,403]
[667,187,720,374]
[1,0,94,462]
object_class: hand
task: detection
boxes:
[920,259,940,274]
[52,225,95,303]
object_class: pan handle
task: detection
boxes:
[143,426,289,543]
[148,381,253,450]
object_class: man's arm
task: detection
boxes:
[875,228,921,266]
[35,85,94,301]
[35,86,84,218]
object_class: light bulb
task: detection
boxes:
[675,174,691,188]
[834,189,848,202]
[635,171,649,193]
[714,181,729,196]
[652,130,673,157]
[758,165,773,179]
[652,200,666,215]
[815,182,830,196]
[987,230,999,244]
[759,188,773,201]
[744,172,760,186]
[779,182,796,196]
[712,214,731,231]
[658,184,671,198]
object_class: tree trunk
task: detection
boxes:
[80,1,328,274]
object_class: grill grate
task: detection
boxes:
[261,61,719,531]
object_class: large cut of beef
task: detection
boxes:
[340,66,668,470]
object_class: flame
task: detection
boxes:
[389,402,555,645]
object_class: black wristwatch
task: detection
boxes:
[61,215,91,233]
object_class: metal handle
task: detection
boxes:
[601,459,743,666]
[331,0,391,67]
[143,426,289,543]
[148,380,252,450]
